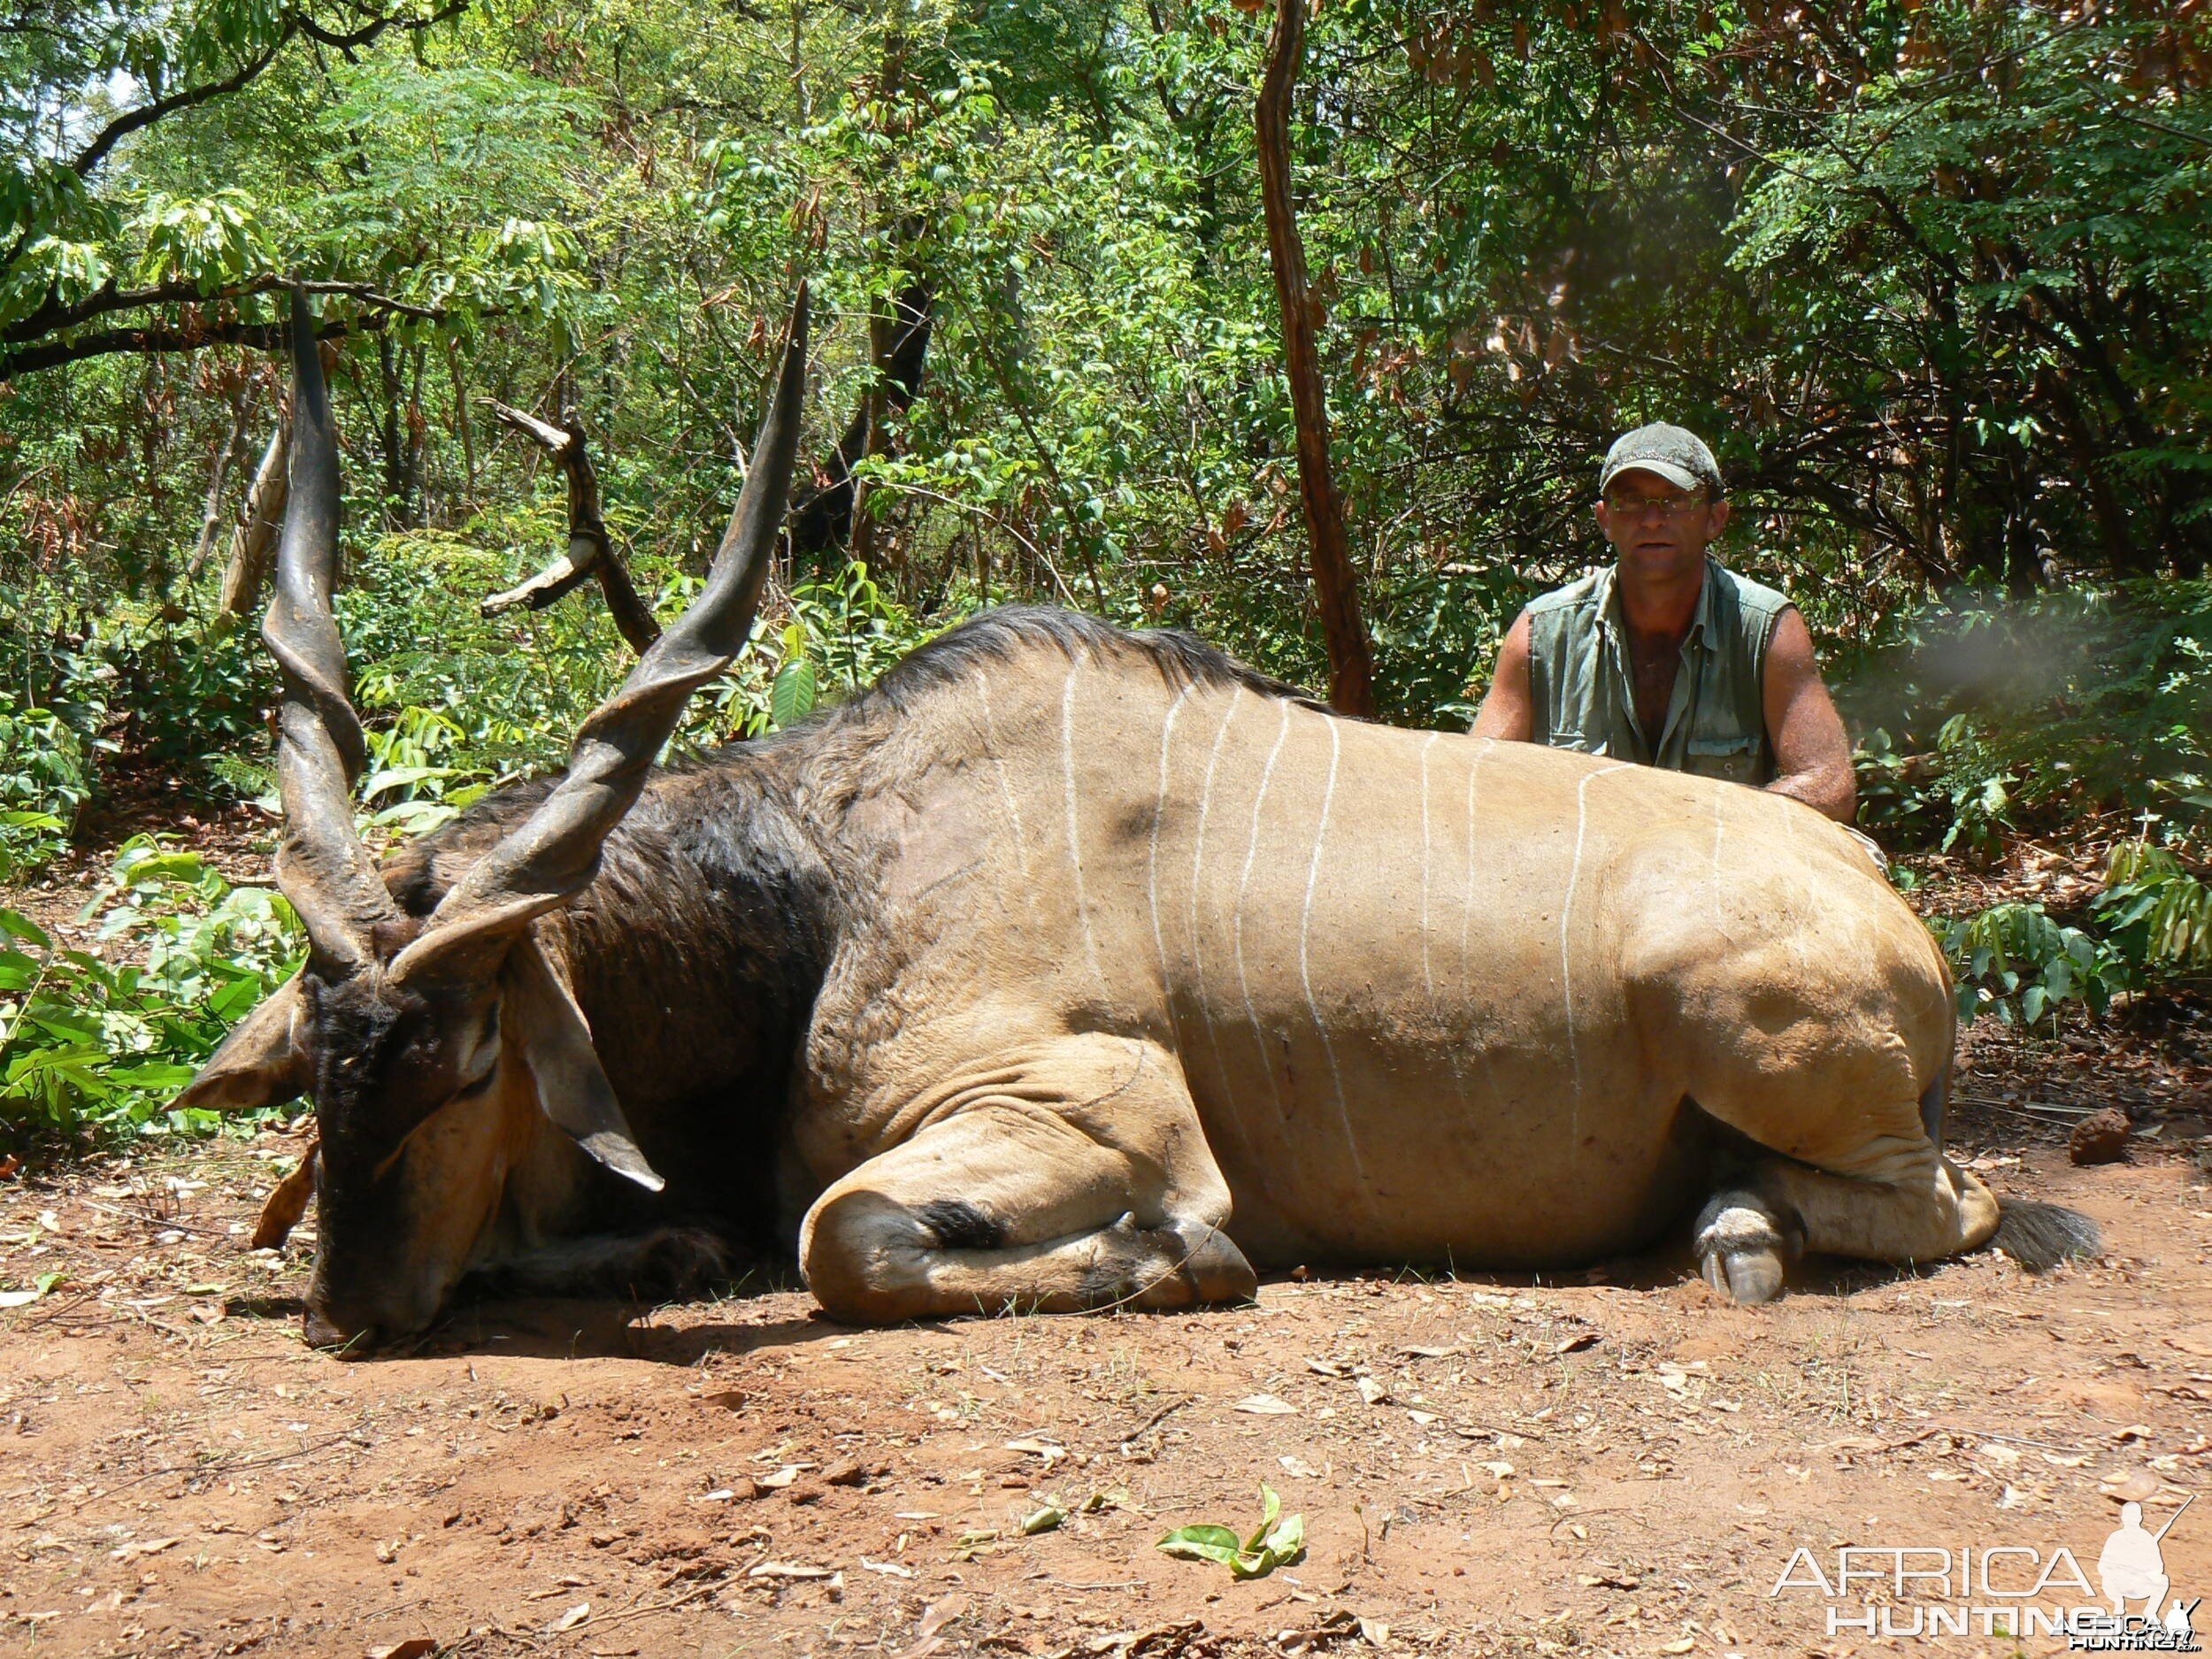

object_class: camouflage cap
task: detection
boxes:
[1599,422,1724,498]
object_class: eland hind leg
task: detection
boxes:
[1659,956,2003,1302]
[1688,1043,2009,1302]
[798,1033,1256,1323]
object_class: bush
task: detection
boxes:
[2094,843,2212,978]
[1931,902,2125,1029]
[0,691,92,881]
[0,838,301,1151]
[1844,581,2212,856]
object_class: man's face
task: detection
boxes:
[1594,468,1730,585]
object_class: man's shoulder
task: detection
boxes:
[1710,560,1794,622]
[1524,566,1610,619]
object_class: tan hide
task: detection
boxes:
[793,641,1968,1274]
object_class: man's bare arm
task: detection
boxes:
[1471,611,1535,740]
[1761,606,1856,822]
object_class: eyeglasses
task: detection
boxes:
[1602,490,1709,518]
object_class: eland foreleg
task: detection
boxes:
[797,1033,1256,1323]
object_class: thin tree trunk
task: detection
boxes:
[446,335,477,503]
[219,411,289,617]
[186,384,255,579]
[788,282,933,565]
[1255,0,1376,717]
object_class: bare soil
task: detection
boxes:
[4,830,2210,1658]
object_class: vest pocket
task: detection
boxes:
[1549,728,1610,757]
[1686,732,1761,785]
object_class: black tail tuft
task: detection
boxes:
[1992,1198,2103,1271]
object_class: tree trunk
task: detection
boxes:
[219,411,289,618]
[787,282,934,565]
[1255,0,1376,717]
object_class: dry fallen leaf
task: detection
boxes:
[109,1537,179,1563]
[547,1601,590,1633]
[748,1562,837,1580]
[1355,1376,1391,1407]
[896,1594,966,1659]
[252,1142,318,1250]
[365,1641,437,1659]
[2100,1469,2162,1502]
[1234,1394,1299,1416]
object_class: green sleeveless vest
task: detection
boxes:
[1523,558,1790,787]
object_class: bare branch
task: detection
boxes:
[481,400,661,656]
[0,298,419,380]
[3,276,443,356]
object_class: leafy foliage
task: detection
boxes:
[0,691,92,880]
[1932,903,2123,1030]
[1156,1486,1305,1581]
[0,841,302,1149]
[2096,844,2212,977]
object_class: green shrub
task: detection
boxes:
[1845,581,2212,856]
[0,691,91,880]
[1854,716,2016,858]
[1930,902,2126,1029]
[2094,843,2212,978]
[0,838,302,1151]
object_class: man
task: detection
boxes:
[1471,422,1856,822]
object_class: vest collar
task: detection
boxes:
[1595,557,1722,652]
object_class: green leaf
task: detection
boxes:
[1156,1487,1305,1580]
[1156,1525,1244,1567]
[0,909,50,949]
[770,656,818,730]
[106,1062,199,1089]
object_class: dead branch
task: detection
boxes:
[481,401,660,655]
[186,384,256,579]
[219,406,288,618]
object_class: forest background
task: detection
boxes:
[0,0,2208,1147]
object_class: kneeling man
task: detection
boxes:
[1473,423,1856,822]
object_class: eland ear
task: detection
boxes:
[502,939,664,1193]
[176,979,310,1111]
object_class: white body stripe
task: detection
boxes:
[1146,686,1193,994]
[1187,689,1249,1146]
[972,673,1040,926]
[1232,702,1294,1113]
[1060,663,1104,991]
[1296,718,1371,1212]
[1560,762,1633,1135]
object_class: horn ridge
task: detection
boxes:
[263,285,399,966]
[391,285,811,977]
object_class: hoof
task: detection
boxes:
[1700,1241,1786,1304]
[1694,1198,1793,1305]
[1181,1225,1258,1305]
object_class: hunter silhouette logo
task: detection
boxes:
[1766,1493,2199,1649]
[2087,1497,2197,1651]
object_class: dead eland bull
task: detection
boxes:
[186,289,2094,1347]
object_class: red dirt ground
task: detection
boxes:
[4,825,2209,1658]
[1,1115,2208,1658]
